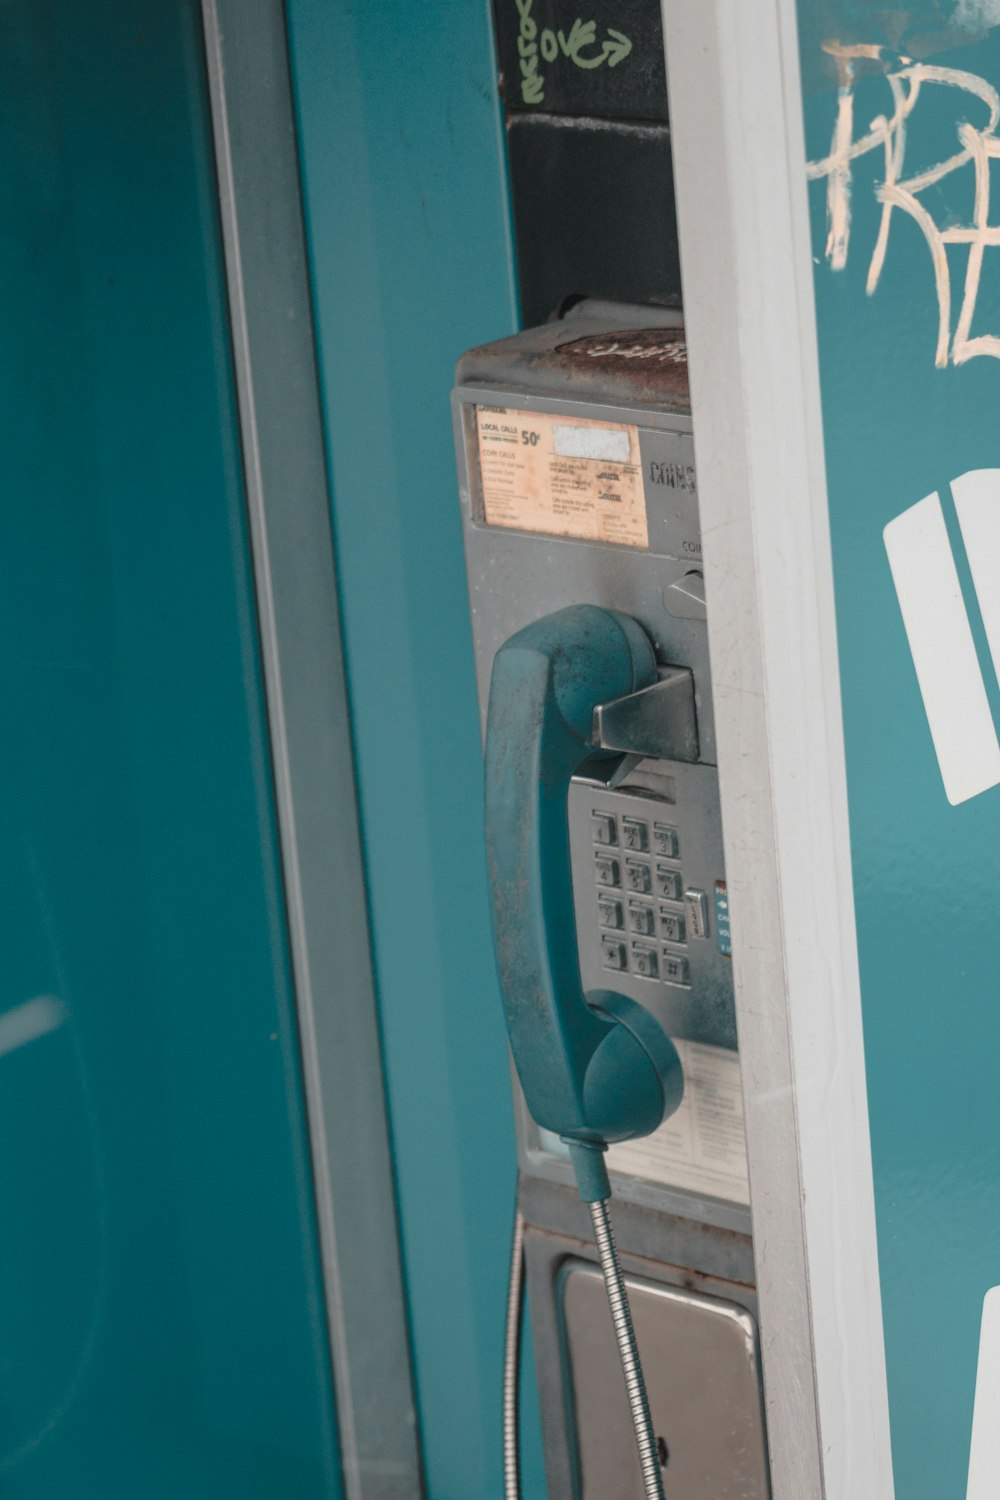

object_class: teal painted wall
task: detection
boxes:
[0,2,340,1494]
[285,3,547,1495]
[800,16,1000,1499]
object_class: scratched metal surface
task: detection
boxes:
[461,318,691,409]
[801,16,1000,1498]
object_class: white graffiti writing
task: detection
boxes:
[582,340,688,364]
[807,44,1000,366]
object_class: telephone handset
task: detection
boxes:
[486,603,684,1499]
[484,602,684,1199]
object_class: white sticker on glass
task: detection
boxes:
[884,484,1000,804]
[966,1287,1000,1500]
[553,422,631,463]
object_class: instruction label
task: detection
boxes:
[475,405,648,548]
[606,1039,749,1205]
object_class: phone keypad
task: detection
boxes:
[574,766,735,1050]
[592,807,692,988]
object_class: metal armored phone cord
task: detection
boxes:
[503,1206,525,1500]
[502,1188,664,1500]
[588,1194,665,1500]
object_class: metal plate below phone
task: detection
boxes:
[559,1261,770,1499]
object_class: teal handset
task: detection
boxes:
[485,603,685,1500]
[484,603,684,1203]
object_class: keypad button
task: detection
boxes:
[655,865,683,900]
[659,909,686,944]
[624,860,651,894]
[684,888,710,940]
[601,936,628,971]
[592,811,617,846]
[653,823,679,858]
[628,901,655,937]
[598,896,624,930]
[621,818,649,852]
[632,944,659,979]
[662,950,690,986]
[595,854,620,887]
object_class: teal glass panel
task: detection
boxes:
[799,13,1000,1498]
[0,2,339,1494]
[285,2,547,1495]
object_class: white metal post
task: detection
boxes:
[660,3,895,1495]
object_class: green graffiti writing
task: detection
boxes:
[516,0,545,105]
[514,2,633,106]
[557,19,632,69]
[540,28,559,63]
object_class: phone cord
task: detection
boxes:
[589,1196,666,1500]
[503,1206,525,1500]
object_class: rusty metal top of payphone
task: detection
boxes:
[456,317,690,413]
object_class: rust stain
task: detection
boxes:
[532,326,690,410]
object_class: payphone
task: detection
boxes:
[454,302,771,1499]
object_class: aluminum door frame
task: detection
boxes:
[201,5,422,1497]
